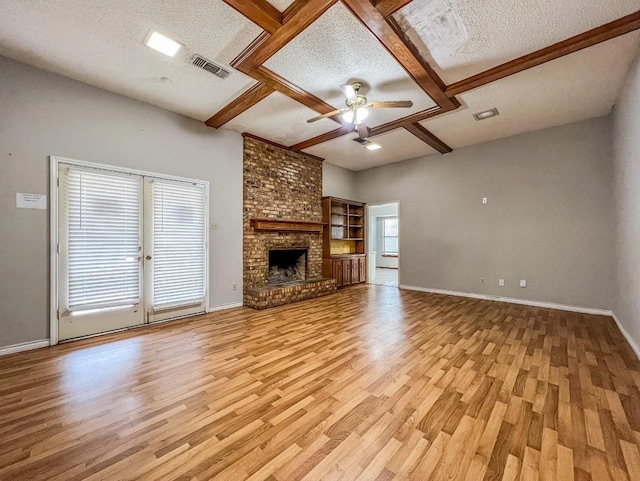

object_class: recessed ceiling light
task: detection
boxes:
[365,143,382,151]
[473,108,499,121]
[144,31,182,57]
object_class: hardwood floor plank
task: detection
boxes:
[0,285,638,480]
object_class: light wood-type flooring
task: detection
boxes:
[1,285,640,480]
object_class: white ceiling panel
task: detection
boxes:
[421,33,640,149]
[304,129,439,171]
[265,0,295,12]
[394,0,640,84]
[224,91,340,146]
[0,0,262,121]
[264,2,438,128]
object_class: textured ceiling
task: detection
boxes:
[0,0,261,121]
[421,33,640,149]
[264,2,438,128]
[224,91,339,145]
[303,128,439,171]
[0,0,638,171]
[266,0,296,11]
[396,0,640,84]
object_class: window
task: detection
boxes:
[383,217,398,255]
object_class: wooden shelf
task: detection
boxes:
[322,196,367,287]
[250,218,324,233]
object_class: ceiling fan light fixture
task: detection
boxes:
[343,107,369,124]
[355,107,369,123]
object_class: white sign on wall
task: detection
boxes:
[16,192,47,210]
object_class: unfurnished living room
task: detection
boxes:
[1,0,640,479]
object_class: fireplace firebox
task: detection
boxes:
[268,248,307,285]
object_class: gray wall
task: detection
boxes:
[356,117,616,310]
[322,161,358,200]
[0,56,243,348]
[613,49,640,349]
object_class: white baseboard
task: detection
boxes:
[399,285,613,316]
[0,339,50,356]
[207,302,243,313]
[611,312,640,361]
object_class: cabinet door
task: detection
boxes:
[332,260,343,287]
[342,258,352,285]
[358,257,367,283]
[351,258,359,283]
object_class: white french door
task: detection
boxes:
[143,178,207,323]
[54,159,208,341]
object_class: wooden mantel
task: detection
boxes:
[250,218,324,233]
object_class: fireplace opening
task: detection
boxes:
[268,248,307,285]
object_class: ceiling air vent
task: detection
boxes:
[192,55,231,79]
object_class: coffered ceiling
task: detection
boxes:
[0,1,639,171]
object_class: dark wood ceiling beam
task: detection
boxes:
[374,0,412,19]
[446,10,640,97]
[205,82,274,128]
[230,31,271,70]
[237,0,338,72]
[289,125,356,151]
[404,124,452,154]
[282,0,311,24]
[342,0,454,109]
[253,67,345,124]
[209,1,340,129]
[222,0,283,34]
[368,107,443,136]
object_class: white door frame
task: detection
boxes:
[365,201,400,286]
[49,156,209,345]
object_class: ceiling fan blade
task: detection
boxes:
[340,84,357,101]
[356,122,369,139]
[306,109,343,123]
[368,100,413,109]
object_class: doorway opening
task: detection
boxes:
[367,202,399,287]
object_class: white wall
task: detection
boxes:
[356,116,616,310]
[613,47,640,352]
[0,56,243,348]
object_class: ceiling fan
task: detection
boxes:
[306,82,413,139]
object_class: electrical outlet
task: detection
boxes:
[232,283,237,291]
[480,277,485,284]
[520,280,527,288]
[482,197,488,204]
[499,279,505,286]
[210,223,219,230]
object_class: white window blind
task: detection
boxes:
[60,165,141,311]
[151,180,206,308]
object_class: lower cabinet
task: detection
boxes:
[358,257,366,283]
[324,255,366,288]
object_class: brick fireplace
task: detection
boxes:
[243,135,336,309]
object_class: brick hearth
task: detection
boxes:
[243,136,336,309]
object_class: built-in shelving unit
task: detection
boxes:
[322,197,366,287]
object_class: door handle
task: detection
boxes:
[146,255,152,260]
